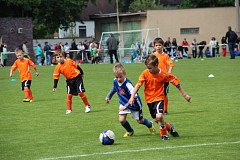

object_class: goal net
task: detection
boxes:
[99,28,160,63]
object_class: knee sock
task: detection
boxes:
[159,122,167,136]
[165,122,171,131]
[66,94,73,110]
[28,89,33,99]
[78,92,90,107]
[164,96,168,113]
[121,121,134,132]
[142,118,152,128]
[24,87,30,99]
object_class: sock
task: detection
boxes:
[164,96,168,113]
[165,122,171,131]
[66,94,73,110]
[28,89,33,100]
[24,87,30,99]
[160,126,167,137]
[78,92,90,107]
[142,118,152,128]
[121,121,134,132]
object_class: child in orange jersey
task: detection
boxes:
[152,37,174,114]
[9,48,39,102]
[129,54,191,140]
[52,51,91,114]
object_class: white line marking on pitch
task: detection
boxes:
[38,141,240,160]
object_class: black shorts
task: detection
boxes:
[21,80,31,90]
[147,100,164,119]
[66,74,85,96]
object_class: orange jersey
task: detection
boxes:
[53,59,81,80]
[137,69,180,103]
[152,52,174,72]
[11,58,36,82]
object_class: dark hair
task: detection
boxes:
[153,37,164,46]
[145,54,158,66]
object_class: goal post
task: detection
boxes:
[99,28,160,63]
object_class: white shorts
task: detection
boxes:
[119,104,143,121]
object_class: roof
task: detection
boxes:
[89,12,147,19]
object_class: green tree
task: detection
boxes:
[179,0,235,8]
[0,0,90,38]
[128,0,161,12]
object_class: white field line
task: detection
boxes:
[38,141,240,160]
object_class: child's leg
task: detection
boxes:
[66,94,73,110]
[78,92,90,107]
[164,96,168,114]
[156,113,168,138]
[119,114,134,133]
[24,87,30,99]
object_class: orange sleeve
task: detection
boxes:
[11,60,18,71]
[53,64,60,79]
[166,55,174,68]
[28,59,36,69]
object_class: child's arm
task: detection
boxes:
[33,67,39,76]
[176,84,191,102]
[129,84,140,105]
[52,79,58,92]
[9,69,13,77]
[105,86,116,103]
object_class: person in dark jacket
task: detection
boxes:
[106,34,119,64]
[225,26,238,59]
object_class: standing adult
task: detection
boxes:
[44,42,52,65]
[225,26,238,59]
[106,33,119,64]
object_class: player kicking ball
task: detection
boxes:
[129,54,191,140]
[106,63,156,137]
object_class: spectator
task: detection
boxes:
[191,38,198,58]
[198,41,206,59]
[225,26,238,59]
[44,42,52,65]
[106,33,119,64]
[181,38,190,58]
[209,37,217,57]
[221,37,227,57]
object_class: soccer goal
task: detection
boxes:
[99,28,160,63]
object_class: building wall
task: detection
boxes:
[146,7,236,43]
[59,21,95,38]
[0,17,33,65]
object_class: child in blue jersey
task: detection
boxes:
[106,63,156,137]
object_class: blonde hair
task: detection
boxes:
[54,50,64,57]
[113,63,126,76]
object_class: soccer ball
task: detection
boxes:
[99,130,115,145]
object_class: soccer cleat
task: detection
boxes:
[65,110,72,114]
[169,124,179,137]
[23,98,33,102]
[149,122,156,135]
[162,135,170,140]
[123,131,134,137]
[85,106,91,113]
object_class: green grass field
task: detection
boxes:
[0,57,240,160]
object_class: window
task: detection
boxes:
[79,26,86,38]
[180,27,199,35]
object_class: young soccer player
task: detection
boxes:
[9,48,39,102]
[129,54,191,140]
[105,63,156,137]
[52,51,91,114]
[152,37,174,114]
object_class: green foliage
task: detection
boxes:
[129,0,158,12]
[0,0,89,38]
[179,0,235,8]
[0,58,240,159]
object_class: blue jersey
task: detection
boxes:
[106,77,142,111]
